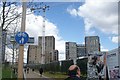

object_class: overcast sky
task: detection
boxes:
[1,0,119,62]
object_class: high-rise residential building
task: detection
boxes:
[38,36,55,63]
[66,42,77,60]
[53,50,59,62]
[77,44,86,57]
[85,36,100,55]
[27,45,42,64]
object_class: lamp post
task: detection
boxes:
[10,38,16,78]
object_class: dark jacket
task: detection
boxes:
[65,76,81,80]
[39,68,43,74]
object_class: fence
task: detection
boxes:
[27,58,88,75]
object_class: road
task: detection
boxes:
[24,69,51,80]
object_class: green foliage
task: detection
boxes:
[28,58,87,77]
[61,60,74,73]
[76,58,88,75]
[2,65,17,79]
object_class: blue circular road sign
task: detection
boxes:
[15,32,29,45]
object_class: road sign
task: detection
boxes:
[27,37,34,43]
[15,32,29,45]
[11,36,34,44]
[10,36,15,42]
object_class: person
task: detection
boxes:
[27,67,29,74]
[39,67,43,77]
[24,68,26,73]
[32,68,34,71]
[65,65,81,80]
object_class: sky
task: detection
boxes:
[0,0,119,62]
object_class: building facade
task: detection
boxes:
[77,44,86,57]
[53,50,59,62]
[27,45,42,64]
[85,36,100,55]
[38,36,55,63]
[66,42,77,60]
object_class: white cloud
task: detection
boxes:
[101,46,109,51]
[82,42,85,44]
[25,9,66,61]
[67,0,118,36]
[67,8,78,16]
[111,36,118,43]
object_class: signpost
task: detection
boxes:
[18,1,26,79]
[15,32,29,45]
[11,36,34,44]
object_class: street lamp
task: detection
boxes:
[10,35,16,78]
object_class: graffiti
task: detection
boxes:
[87,53,106,79]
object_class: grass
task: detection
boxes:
[43,71,87,80]
[2,65,17,79]
[0,67,2,79]
[43,72,68,78]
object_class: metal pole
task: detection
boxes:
[18,1,26,79]
[0,22,2,80]
[11,42,15,78]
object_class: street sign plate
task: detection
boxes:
[27,37,34,43]
[10,36,15,42]
[15,32,29,44]
[11,36,34,44]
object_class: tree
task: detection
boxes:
[0,1,21,63]
[0,1,44,63]
[0,2,21,30]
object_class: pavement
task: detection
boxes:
[24,69,51,80]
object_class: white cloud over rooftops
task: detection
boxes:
[67,0,118,43]
[25,9,66,60]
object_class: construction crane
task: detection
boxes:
[31,4,49,64]
[41,5,49,64]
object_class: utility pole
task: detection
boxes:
[18,1,26,79]
[31,4,49,64]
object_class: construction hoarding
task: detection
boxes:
[107,48,120,80]
[87,48,120,80]
[87,52,107,80]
